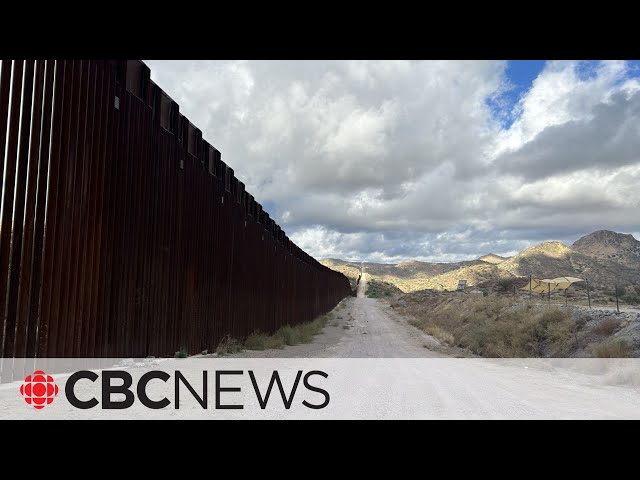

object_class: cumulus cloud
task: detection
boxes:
[496,88,640,180]
[145,60,640,262]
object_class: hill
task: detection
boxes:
[478,253,509,264]
[572,230,640,270]
[320,230,640,294]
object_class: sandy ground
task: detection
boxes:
[357,270,367,298]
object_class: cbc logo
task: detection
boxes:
[20,371,59,410]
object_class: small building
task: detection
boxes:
[457,279,468,291]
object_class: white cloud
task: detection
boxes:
[145,60,640,262]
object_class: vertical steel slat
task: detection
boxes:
[142,97,156,356]
[65,60,91,358]
[154,130,169,355]
[83,61,106,358]
[3,60,35,367]
[37,60,67,358]
[43,60,76,357]
[137,97,151,356]
[124,97,141,356]
[55,59,84,358]
[168,121,179,354]
[0,60,25,361]
[26,60,56,360]
[73,61,99,357]
[97,62,119,357]
[115,91,133,357]
[14,60,45,360]
[0,60,13,197]
[145,99,163,355]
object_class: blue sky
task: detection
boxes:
[503,60,546,121]
[491,60,640,129]
[486,60,546,129]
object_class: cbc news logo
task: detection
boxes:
[20,371,59,410]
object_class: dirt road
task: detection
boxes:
[231,283,460,358]
[222,293,640,418]
[357,270,367,298]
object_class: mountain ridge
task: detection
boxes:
[321,230,640,293]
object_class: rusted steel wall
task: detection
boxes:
[0,60,352,378]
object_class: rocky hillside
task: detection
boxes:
[496,238,638,289]
[320,259,361,288]
[497,241,581,277]
[478,253,509,264]
[321,230,640,293]
[391,263,511,292]
[573,230,640,269]
[320,257,510,293]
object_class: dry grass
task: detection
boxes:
[221,314,329,354]
[243,331,285,350]
[412,322,454,345]
[366,279,403,298]
[593,338,632,358]
[592,317,623,336]
[409,296,578,357]
[215,335,244,355]
[174,347,189,358]
[621,293,640,305]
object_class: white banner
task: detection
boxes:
[1,358,639,419]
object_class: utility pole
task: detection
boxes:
[548,283,551,305]
[529,274,532,303]
[585,278,591,308]
[615,282,620,313]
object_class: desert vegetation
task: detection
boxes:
[394,293,638,358]
[215,314,329,355]
[366,279,403,299]
[406,296,578,357]
[592,338,632,358]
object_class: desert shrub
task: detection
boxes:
[621,294,640,305]
[268,315,327,346]
[215,335,243,355]
[593,338,631,358]
[422,324,455,345]
[174,347,188,358]
[366,279,400,298]
[243,330,284,350]
[218,314,328,353]
[592,317,623,336]
[497,278,515,292]
[575,316,588,329]
[410,297,576,357]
